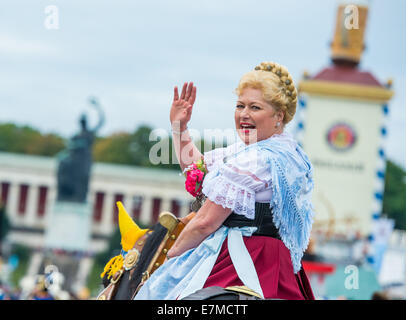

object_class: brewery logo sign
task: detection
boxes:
[326,122,357,151]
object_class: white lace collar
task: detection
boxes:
[234,131,297,152]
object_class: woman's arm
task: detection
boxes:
[170,82,202,171]
[172,128,202,172]
[167,199,232,258]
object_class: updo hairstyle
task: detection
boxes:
[235,61,298,124]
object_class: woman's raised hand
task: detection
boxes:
[170,82,196,132]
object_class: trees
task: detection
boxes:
[93,125,178,170]
[93,132,134,165]
[383,160,406,230]
[92,125,210,171]
[0,123,65,156]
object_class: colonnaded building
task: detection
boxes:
[0,152,193,253]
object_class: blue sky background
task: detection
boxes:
[1,0,405,168]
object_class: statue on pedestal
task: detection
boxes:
[56,97,105,203]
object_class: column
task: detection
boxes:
[100,191,115,235]
[123,193,134,215]
[139,195,153,226]
[42,186,56,229]
[42,184,57,221]
[160,197,172,213]
[87,190,98,235]
[25,185,39,227]
[6,183,19,225]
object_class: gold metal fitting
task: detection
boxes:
[123,249,139,270]
[159,212,178,233]
[225,285,262,299]
[110,269,124,284]
[141,271,150,282]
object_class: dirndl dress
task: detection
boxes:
[134,132,315,300]
[204,235,314,300]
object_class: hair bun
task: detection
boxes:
[253,61,298,124]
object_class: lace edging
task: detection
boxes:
[202,173,256,220]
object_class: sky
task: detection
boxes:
[1,0,405,168]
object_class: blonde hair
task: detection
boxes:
[235,61,298,124]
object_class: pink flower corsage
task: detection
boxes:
[183,158,207,198]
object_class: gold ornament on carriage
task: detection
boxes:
[123,248,140,271]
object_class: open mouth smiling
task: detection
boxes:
[240,122,256,133]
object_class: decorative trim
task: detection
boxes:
[295,95,308,148]
[366,103,390,265]
[298,80,394,103]
[371,104,390,220]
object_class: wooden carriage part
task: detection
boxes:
[147,211,195,275]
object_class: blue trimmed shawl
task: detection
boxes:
[256,136,315,273]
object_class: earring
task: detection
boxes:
[276,122,280,127]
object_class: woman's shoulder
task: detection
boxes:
[257,132,313,173]
[258,131,297,150]
[256,132,301,159]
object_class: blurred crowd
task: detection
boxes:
[0,257,91,300]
